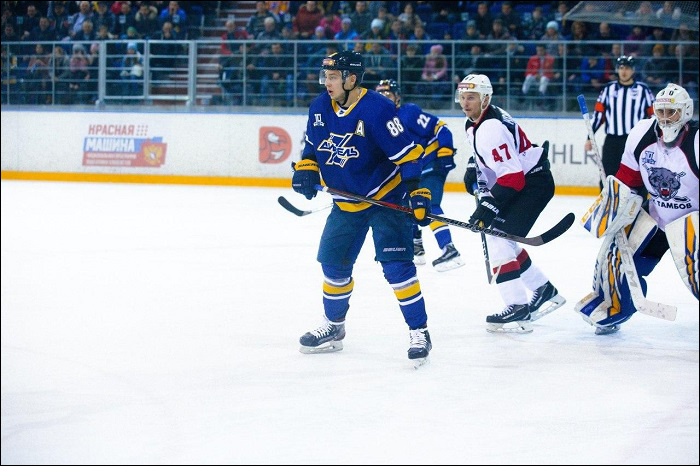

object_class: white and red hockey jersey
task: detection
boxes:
[617,118,699,230]
[465,105,544,196]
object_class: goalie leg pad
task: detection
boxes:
[575,212,661,328]
[582,175,643,238]
[666,211,699,300]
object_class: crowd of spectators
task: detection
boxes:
[2,1,699,108]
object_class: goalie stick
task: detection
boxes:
[315,184,574,247]
[278,196,332,217]
[577,95,677,321]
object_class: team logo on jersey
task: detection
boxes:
[313,113,325,127]
[318,132,360,168]
[259,127,292,164]
[641,150,656,165]
[645,166,688,202]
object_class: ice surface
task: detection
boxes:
[1,181,697,464]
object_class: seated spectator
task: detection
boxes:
[498,1,521,39]
[592,22,617,54]
[625,26,646,56]
[540,21,563,56]
[375,5,393,37]
[67,43,93,103]
[400,43,424,96]
[1,23,19,42]
[364,41,393,87]
[398,2,420,35]
[113,1,137,38]
[410,22,432,55]
[431,6,456,26]
[220,18,249,56]
[418,44,449,98]
[644,27,669,55]
[258,42,294,105]
[319,11,341,38]
[120,42,143,98]
[27,16,56,43]
[71,1,94,38]
[95,23,113,41]
[159,1,188,38]
[293,1,323,39]
[350,1,373,36]
[151,21,179,78]
[388,19,406,54]
[135,2,160,39]
[25,43,51,104]
[457,44,489,78]
[473,2,493,39]
[49,2,73,40]
[267,0,292,30]
[334,17,358,50]
[73,20,96,42]
[361,18,386,52]
[93,1,115,34]
[522,44,554,97]
[580,55,606,93]
[256,17,282,51]
[247,1,277,38]
[521,6,546,41]
[553,1,571,37]
[643,44,671,93]
[487,18,511,55]
[19,3,41,39]
[656,1,681,28]
[219,42,252,105]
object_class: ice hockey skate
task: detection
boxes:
[486,304,533,333]
[413,237,426,265]
[594,325,620,335]
[432,243,465,272]
[408,327,431,368]
[529,281,566,321]
[299,317,346,354]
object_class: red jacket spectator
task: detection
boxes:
[525,50,555,79]
[293,1,323,38]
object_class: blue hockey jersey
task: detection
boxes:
[302,89,424,212]
[396,103,454,171]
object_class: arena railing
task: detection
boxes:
[2,39,697,114]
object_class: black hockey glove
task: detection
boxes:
[464,156,478,195]
[292,160,320,200]
[434,154,456,174]
[469,195,501,228]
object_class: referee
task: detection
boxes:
[584,56,655,183]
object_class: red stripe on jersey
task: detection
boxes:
[595,102,605,112]
[495,260,520,275]
[496,171,525,191]
[516,249,529,265]
[616,163,643,188]
[517,126,532,152]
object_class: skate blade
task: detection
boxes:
[433,256,465,272]
[530,295,567,321]
[486,321,533,334]
[413,255,426,266]
[299,340,343,354]
[411,356,430,369]
[595,325,620,335]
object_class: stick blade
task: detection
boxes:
[277,196,307,216]
[528,212,576,246]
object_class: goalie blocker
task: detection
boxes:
[576,176,699,332]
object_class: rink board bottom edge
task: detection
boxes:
[1,171,599,196]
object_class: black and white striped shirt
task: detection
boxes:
[592,80,655,136]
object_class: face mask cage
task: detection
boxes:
[654,105,681,128]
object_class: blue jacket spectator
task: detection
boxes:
[159,1,188,38]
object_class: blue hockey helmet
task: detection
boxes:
[319,50,365,85]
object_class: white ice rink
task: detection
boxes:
[1,180,698,465]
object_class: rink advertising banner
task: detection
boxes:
[1,110,602,192]
[83,123,167,167]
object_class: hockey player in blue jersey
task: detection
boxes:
[376,79,464,271]
[291,51,432,366]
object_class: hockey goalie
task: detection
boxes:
[576,83,699,334]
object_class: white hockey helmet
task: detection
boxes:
[654,83,694,143]
[455,74,493,105]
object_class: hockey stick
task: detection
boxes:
[472,182,496,283]
[315,184,574,247]
[577,95,677,321]
[278,196,332,217]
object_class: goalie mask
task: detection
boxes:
[654,83,693,144]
